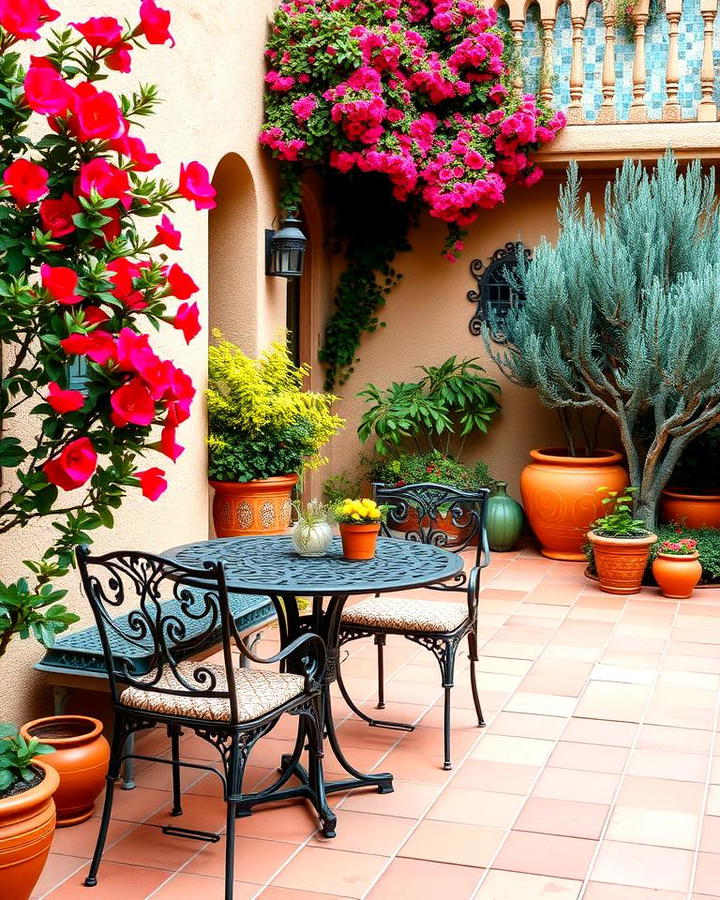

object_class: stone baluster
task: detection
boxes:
[597,0,617,123]
[509,18,526,92]
[539,10,557,106]
[663,0,682,121]
[567,1,587,124]
[628,0,650,123]
[698,0,718,121]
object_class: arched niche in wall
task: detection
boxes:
[208,152,258,352]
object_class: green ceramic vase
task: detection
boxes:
[486,481,523,552]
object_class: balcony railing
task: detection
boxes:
[502,0,719,125]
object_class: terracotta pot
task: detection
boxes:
[21,716,109,827]
[210,474,297,537]
[588,530,658,595]
[652,551,703,599]
[339,522,381,560]
[389,507,479,546]
[0,760,59,900]
[660,489,720,529]
[520,448,628,560]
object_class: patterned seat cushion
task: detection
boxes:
[121,662,305,723]
[341,596,468,633]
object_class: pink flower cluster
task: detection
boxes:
[260,0,566,250]
[659,538,698,555]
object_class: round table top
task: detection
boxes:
[165,535,464,597]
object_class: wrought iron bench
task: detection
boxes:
[35,588,276,788]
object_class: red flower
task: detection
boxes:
[166,263,199,300]
[46,381,85,414]
[125,136,160,171]
[23,61,73,115]
[73,84,127,142]
[115,327,153,372]
[41,264,82,305]
[98,206,122,244]
[0,0,59,40]
[71,16,123,47]
[136,355,172,399]
[81,306,110,326]
[172,302,201,344]
[106,258,145,309]
[153,214,181,250]
[105,44,133,73]
[61,330,116,365]
[43,436,97,491]
[111,377,156,427]
[77,157,131,207]
[39,193,81,238]
[3,158,49,208]
[177,161,216,210]
[158,424,184,461]
[136,467,167,501]
[164,367,195,424]
[139,0,174,46]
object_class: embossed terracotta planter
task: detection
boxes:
[0,759,59,900]
[660,489,720,529]
[211,475,297,537]
[588,531,657,595]
[339,522,381,560]
[21,716,109,827]
[520,448,628,560]
[652,551,702,599]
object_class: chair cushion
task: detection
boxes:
[121,662,305,723]
[341,596,468,633]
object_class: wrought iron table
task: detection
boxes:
[165,535,463,803]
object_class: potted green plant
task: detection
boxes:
[0,723,59,900]
[291,499,334,557]
[661,426,720,529]
[335,498,386,560]
[652,538,702,599]
[587,488,657,595]
[207,333,344,537]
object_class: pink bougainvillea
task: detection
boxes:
[260,0,565,256]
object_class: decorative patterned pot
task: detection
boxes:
[520,448,628,560]
[210,475,297,537]
[660,489,720,529]
[486,481,524,552]
[389,507,478,546]
[291,520,333,557]
[588,531,658,595]
[652,551,703,599]
[0,759,59,900]
[339,522,381,560]
[21,716,109,827]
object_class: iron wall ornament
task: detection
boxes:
[467,241,532,339]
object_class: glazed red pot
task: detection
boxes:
[21,716,109,827]
[211,474,297,537]
[339,522,381,560]
[588,531,658,595]
[520,448,628,560]
[660,489,720,529]
[0,759,59,900]
[652,550,703,599]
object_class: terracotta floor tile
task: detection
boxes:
[50,817,133,858]
[31,853,85,899]
[339,780,441,819]
[451,760,540,795]
[147,793,228,833]
[560,718,637,747]
[591,840,693,891]
[626,747,709,781]
[260,888,350,900]
[475,869,582,899]
[427,787,524,828]
[308,810,414,856]
[694,851,720,895]
[515,797,608,840]
[532,768,619,805]
[583,882,686,899]
[104,823,202,871]
[270,846,388,898]
[504,692,578,717]
[44,860,173,898]
[184,835,296,883]
[487,711,567,740]
[367,857,482,899]
[470,733,555,766]
[398,819,505,867]
[700,816,720,853]
[493,830,596,880]
[707,785,720,816]
[635,723,713,754]
[616,775,705,813]
[605,806,699,849]
[547,741,629,774]
[151,873,259,900]
[371,746,454,784]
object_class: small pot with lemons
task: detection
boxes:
[335,498,387,560]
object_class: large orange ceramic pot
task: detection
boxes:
[520,448,628,560]
[588,531,657,595]
[660,489,720,529]
[652,550,703,599]
[0,759,59,900]
[21,716,109,827]
[210,474,297,537]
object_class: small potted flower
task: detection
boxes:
[587,487,657,594]
[335,498,386,560]
[652,538,702,599]
[291,500,334,558]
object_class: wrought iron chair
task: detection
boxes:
[76,547,333,900]
[337,482,490,770]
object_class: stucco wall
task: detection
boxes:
[1,0,287,724]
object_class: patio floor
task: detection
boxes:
[33,545,720,900]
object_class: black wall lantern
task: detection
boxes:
[265,214,307,278]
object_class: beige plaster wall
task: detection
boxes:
[1,0,287,723]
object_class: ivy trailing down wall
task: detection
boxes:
[260,0,565,389]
